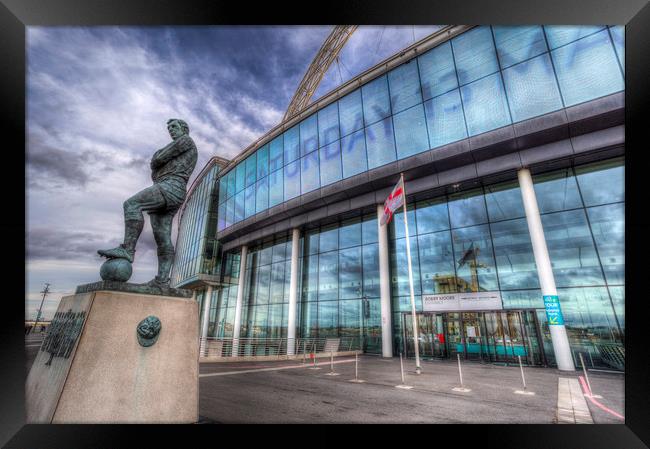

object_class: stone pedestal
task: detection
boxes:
[26,289,199,423]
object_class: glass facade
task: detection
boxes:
[386,158,624,367]
[211,157,624,368]
[172,162,222,286]
[217,25,624,232]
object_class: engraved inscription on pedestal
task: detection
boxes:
[42,309,86,366]
[26,293,94,423]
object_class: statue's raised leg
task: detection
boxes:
[97,185,167,263]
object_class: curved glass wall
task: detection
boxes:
[214,158,623,368]
[217,25,624,232]
[388,158,624,367]
[171,163,221,287]
[212,251,241,338]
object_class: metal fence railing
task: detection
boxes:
[198,337,363,359]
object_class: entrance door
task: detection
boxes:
[461,312,483,361]
[403,312,446,359]
[403,310,544,365]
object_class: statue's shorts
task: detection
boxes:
[124,180,185,220]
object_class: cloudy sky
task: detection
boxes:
[26,25,444,320]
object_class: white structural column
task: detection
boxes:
[287,228,301,355]
[231,245,248,357]
[377,205,393,358]
[518,168,575,371]
[199,285,214,356]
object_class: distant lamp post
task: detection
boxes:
[33,282,50,333]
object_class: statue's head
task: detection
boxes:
[167,119,189,140]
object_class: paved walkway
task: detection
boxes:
[198,355,624,424]
[24,339,624,424]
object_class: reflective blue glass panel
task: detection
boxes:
[268,168,283,208]
[484,181,525,222]
[555,287,622,352]
[256,144,269,179]
[503,53,563,122]
[451,224,499,291]
[365,117,396,169]
[218,179,226,205]
[301,300,317,336]
[362,243,380,298]
[490,218,539,290]
[533,169,583,214]
[284,125,300,164]
[541,209,605,287]
[418,41,458,100]
[283,159,300,201]
[267,303,283,337]
[234,190,245,222]
[227,171,236,198]
[244,184,256,218]
[319,140,342,186]
[319,226,339,253]
[255,176,268,214]
[551,29,624,107]
[339,247,362,299]
[609,286,624,331]
[461,72,511,136]
[302,255,319,302]
[244,153,257,188]
[272,241,286,264]
[318,251,339,301]
[501,290,543,309]
[235,163,245,194]
[339,220,361,249]
[492,26,547,68]
[393,104,429,159]
[362,75,391,126]
[423,89,467,148]
[388,59,422,114]
[544,25,606,49]
[300,150,320,193]
[225,197,234,228]
[448,189,488,228]
[300,114,318,156]
[341,129,368,179]
[362,216,378,245]
[217,202,225,231]
[418,230,457,294]
[317,301,338,336]
[390,205,417,239]
[609,26,624,72]
[338,89,364,137]
[256,264,271,304]
[306,230,319,255]
[575,159,624,206]
[587,203,624,285]
[339,300,361,335]
[269,135,283,172]
[452,26,500,85]
[415,197,450,234]
[390,237,421,297]
[318,102,340,146]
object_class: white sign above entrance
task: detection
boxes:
[422,291,503,311]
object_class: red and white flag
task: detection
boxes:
[380,177,405,226]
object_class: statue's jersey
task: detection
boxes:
[150,135,198,210]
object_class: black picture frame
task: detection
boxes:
[3,0,649,447]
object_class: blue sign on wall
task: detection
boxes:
[543,295,564,325]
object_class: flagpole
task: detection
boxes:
[400,173,421,375]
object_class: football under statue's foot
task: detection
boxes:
[97,245,134,263]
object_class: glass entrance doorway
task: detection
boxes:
[403,310,545,366]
